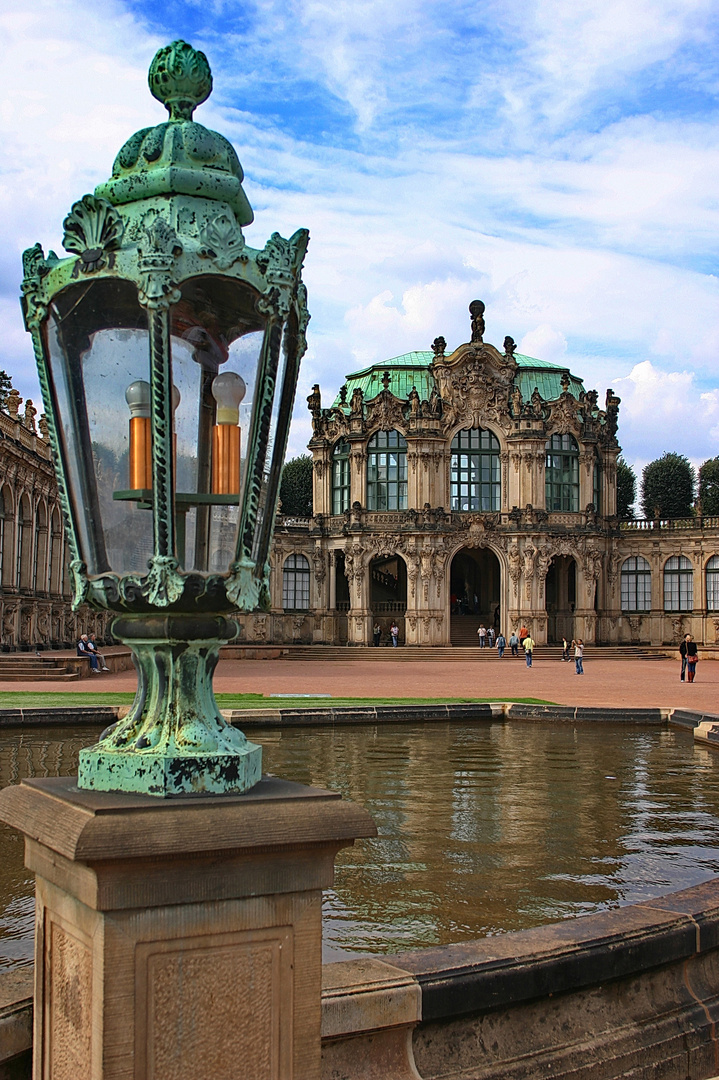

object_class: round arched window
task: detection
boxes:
[620,556,651,611]
[663,555,693,612]
[366,431,407,511]
[545,434,579,512]
[282,553,310,610]
[450,428,500,511]
[332,439,351,515]
[706,555,719,611]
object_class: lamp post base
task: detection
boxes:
[78,742,262,796]
[79,613,261,797]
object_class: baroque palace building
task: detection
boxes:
[256,300,719,648]
[0,387,111,650]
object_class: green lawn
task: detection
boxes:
[0,692,555,709]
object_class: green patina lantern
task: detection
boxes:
[20,41,310,797]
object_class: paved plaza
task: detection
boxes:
[1,654,717,712]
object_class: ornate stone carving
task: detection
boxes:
[469,299,485,343]
[523,544,536,600]
[198,211,247,269]
[137,218,183,309]
[62,193,124,273]
[365,390,405,433]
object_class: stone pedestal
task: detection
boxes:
[0,775,376,1080]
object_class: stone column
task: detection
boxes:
[0,775,375,1080]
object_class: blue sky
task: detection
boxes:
[3,0,719,484]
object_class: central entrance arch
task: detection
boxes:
[450,547,501,646]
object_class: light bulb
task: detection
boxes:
[211,372,246,425]
[125,380,151,419]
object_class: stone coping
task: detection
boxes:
[0,702,713,729]
[5,875,719,1072]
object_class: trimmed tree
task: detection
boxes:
[616,457,636,518]
[641,452,695,519]
[279,454,313,517]
[698,456,719,516]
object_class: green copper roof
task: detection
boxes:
[331,349,585,407]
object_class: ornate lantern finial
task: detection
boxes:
[148,40,213,121]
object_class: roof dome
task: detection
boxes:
[95,40,254,225]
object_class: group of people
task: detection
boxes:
[373,622,400,647]
[76,633,110,673]
[478,625,585,672]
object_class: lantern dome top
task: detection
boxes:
[94,40,254,225]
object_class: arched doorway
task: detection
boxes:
[546,555,576,642]
[450,547,501,645]
[370,554,407,644]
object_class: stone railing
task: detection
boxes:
[620,515,719,531]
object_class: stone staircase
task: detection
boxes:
[279,644,666,662]
[0,654,80,681]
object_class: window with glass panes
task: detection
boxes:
[366,430,407,510]
[545,434,580,512]
[332,439,351,514]
[707,555,719,610]
[282,553,310,610]
[621,556,651,611]
[450,428,500,511]
[663,555,693,611]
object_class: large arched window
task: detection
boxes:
[282,553,311,610]
[16,495,32,590]
[332,439,351,515]
[707,555,719,611]
[621,556,651,612]
[664,555,693,611]
[366,430,407,511]
[545,434,580,512]
[1,487,14,588]
[49,507,62,594]
[450,428,500,511]
[34,502,48,592]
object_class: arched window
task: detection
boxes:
[450,428,500,511]
[34,502,48,592]
[621,556,651,612]
[332,439,351,515]
[707,555,719,611]
[282,553,310,610]
[664,555,693,611]
[367,430,407,511]
[16,495,32,590]
[1,487,14,588]
[545,434,579,512]
[49,507,62,594]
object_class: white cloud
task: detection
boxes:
[519,324,567,362]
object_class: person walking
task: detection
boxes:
[686,635,699,682]
[519,625,529,647]
[77,634,99,673]
[561,636,569,662]
[487,626,495,647]
[496,632,506,658]
[679,633,691,681]
[523,633,535,667]
[373,623,382,647]
[477,624,486,648]
[509,631,520,657]
[573,638,584,675]
[390,621,399,648]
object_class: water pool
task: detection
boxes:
[2,720,719,969]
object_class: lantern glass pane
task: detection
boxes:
[45,280,152,576]
[169,277,266,574]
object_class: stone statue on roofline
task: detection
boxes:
[469,300,485,343]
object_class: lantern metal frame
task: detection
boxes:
[19,41,310,796]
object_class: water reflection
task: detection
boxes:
[2,721,719,968]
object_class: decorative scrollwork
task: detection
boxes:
[62,194,124,273]
[142,556,185,606]
[69,559,89,610]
